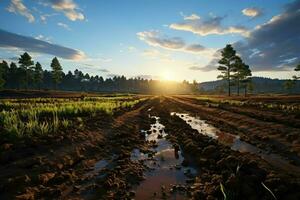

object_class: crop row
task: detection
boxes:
[194,96,300,112]
[0,97,145,140]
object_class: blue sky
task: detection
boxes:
[0,0,299,82]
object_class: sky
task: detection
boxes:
[0,0,299,82]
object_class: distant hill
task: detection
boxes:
[199,77,300,94]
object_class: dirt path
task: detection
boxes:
[1,96,300,200]
[150,97,300,199]
[0,98,154,200]
[168,96,300,166]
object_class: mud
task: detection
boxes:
[1,95,300,200]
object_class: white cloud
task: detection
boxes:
[183,13,201,20]
[49,0,85,21]
[7,0,35,23]
[128,46,137,52]
[242,8,262,18]
[142,49,172,61]
[170,15,248,36]
[40,13,58,23]
[34,35,52,43]
[204,0,300,72]
[137,31,214,56]
[137,31,185,50]
[57,22,71,30]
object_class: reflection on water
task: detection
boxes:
[172,112,300,175]
[133,116,197,200]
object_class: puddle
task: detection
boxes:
[172,112,300,175]
[133,116,197,199]
[85,154,117,178]
[94,159,109,171]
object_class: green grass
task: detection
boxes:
[0,96,145,139]
[193,96,300,112]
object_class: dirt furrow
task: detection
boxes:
[151,97,300,200]
[0,99,154,200]
[169,96,300,166]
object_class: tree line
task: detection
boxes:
[0,52,197,94]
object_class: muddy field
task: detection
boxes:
[1,95,300,200]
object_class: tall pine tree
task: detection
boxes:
[0,61,8,89]
[18,52,34,90]
[294,63,300,80]
[34,62,44,89]
[232,56,252,96]
[217,44,237,96]
[51,57,63,90]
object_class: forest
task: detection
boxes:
[0,52,197,94]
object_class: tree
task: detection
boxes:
[232,57,252,96]
[232,56,243,95]
[191,80,199,94]
[283,79,296,93]
[0,61,8,89]
[51,57,63,90]
[247,81,254,94]
[217,44,237,96]
[293,63,300,80]
[18,52,34,89]
[8,62,18,89]
[34,62,44,89]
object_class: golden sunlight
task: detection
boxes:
[161,70,175,81]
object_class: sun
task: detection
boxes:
[161,70,174,81]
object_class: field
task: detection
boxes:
[1,94,300,200]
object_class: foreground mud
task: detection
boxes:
[1,96,300,200]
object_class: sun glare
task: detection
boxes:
[161,71,174,81]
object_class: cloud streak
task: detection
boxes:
[137,31,185,50]
[242,8,263,18]
[137,31,210,55]
[234,0,300,71]
[57,22,71,30]
[169,15,248,36]
[49,0,84,21]
[7,0,35,23]
[203,0,300,72]
[0,29,85,60]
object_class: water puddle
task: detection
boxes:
[85,154,117,178]
[171,112,300,175]
[132,116,197,199]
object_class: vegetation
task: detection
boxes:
[217,44,252,96]
[217,44,237,96]
[193,96,300,112]
[232,56,252,96]
[51,57,63,90]
[0,52,196,94]
[283,79,296,92]
[18,52,34,90]
[34,62,43,89]
[0,96,144,140]
[294,63,300,80]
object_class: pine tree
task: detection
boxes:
[0,61,8,89]
[9,62,18,89]
[18,52,34,90]
[294,64,300,80]
[34,62,44,89]
[283,79,296,93]
[217,44,237,96]
[240,65,252,96]
[232,56,252,96]
[51,57,63,90]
